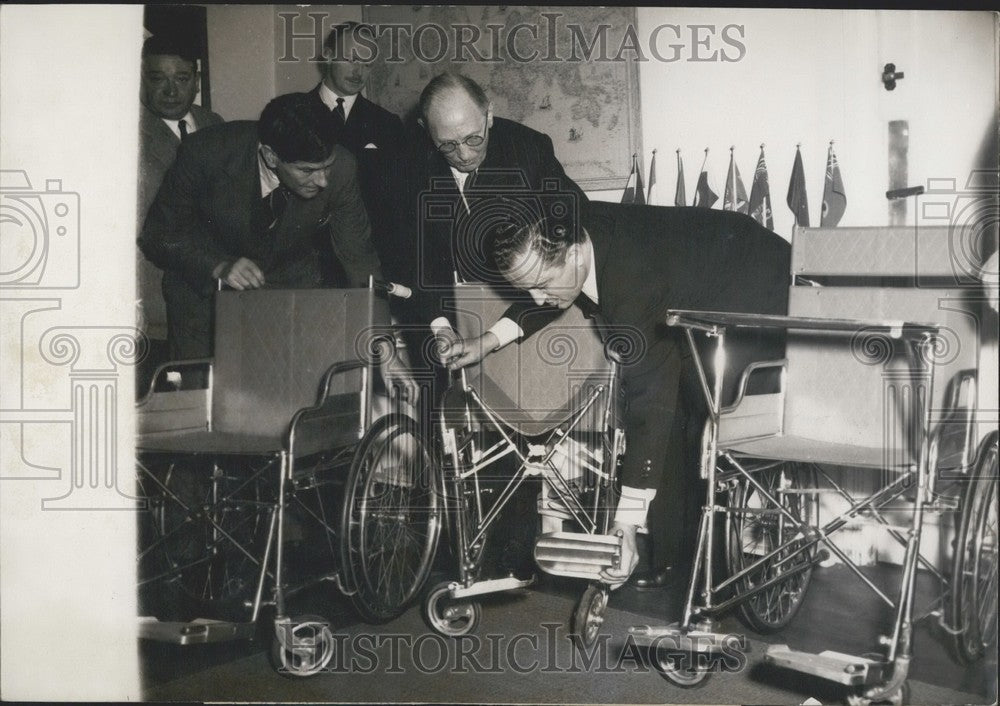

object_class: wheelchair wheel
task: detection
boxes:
[950,434,998,663]
[653,649,710,688]
[341,414,441,623]
[725,461,817,633]
[424,580,481,637]
[571,583,609,649]
[152,458,271,618]
[269,614,335,678]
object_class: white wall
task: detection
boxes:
[635,8,998,240]
[207,5,276,120]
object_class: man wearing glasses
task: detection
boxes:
[395,72,589,373]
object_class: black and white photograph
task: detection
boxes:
[0,4,997,703]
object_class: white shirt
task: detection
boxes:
[257,146,280,198]
[318,82,359,120]
[450,166,473,212]
[162,111,196,141]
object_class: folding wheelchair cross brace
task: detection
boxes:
[422,283,626,638]
[626,225,997,704]
[136,284,441,677]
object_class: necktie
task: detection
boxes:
[267,186,288,229]
[178,119,189,141]
[333,98,346,128]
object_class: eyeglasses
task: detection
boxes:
[435,115,489,154]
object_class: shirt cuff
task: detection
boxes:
[430,317,453,335]
[487,318,524,349]
[613,485,657,528]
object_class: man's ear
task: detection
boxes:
[260,144,279,170]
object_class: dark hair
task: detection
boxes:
[258,93,339,164]
[418,72,490,123]
[489,206,585,275]
[141,35,199,65]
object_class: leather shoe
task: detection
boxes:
[631,565,684,590]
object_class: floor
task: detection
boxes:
[140,561,995,704]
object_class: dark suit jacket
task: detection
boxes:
[517,203,790,489]
[396,116,589,327]
[308,86,404,283]
[137,103,223,339]
[139,121,380,359]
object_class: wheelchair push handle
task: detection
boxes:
[373,279,413,299]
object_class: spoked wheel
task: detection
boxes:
[950,434,998,663]
[725,461,817,633]
[652,649,710,688]
[424,580,481,637]
[151,457,272,618]
[341,414,441,623]
[571,583,609,648]
[269,614,335,678]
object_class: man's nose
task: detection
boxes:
[529,289,546,306]
[456,143,476,163]
[163,80,179,97]
[313,169,329,189]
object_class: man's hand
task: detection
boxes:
[376,339,419,403]
[438,332,500,370]
[600,521,640,590]
[214,257,265,290]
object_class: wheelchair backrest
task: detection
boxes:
[212,288,387,440]
[451,283,613,436]
[783,226,981,461]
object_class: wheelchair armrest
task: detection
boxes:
[720,359,787,414]
[316,359,367,400]
[930,369,978,477]
[137,357,213,403]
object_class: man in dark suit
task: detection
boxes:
[398,72,589,376]
[306,21,404,284]
[139,92,381,364]
[136,35,223,390]
[469,204,790,586]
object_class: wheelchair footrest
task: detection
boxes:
[534,531,622,581]
[138,617,256,645]
[628,622,741,654]
[450,575,535,599]
[765,644,886,686]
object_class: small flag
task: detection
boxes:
[646,149,657,204]
[748,145,773,229]
[787,145,809,227]
[723,148,749,214]
[821,142,847,227]
[693,149,717,208]
[674,149,686,207]
[621,153,645,205]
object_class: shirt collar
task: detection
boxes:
[257,145,281,198]
[581,234,599,304]
[161,111,195,140]
[318,82,359,118]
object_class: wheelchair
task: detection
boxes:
[421,283,626,638]
[136,283,441,677]
[623,225,997,704]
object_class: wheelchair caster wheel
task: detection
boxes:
[653,650,710,688]
[424,581,481,637]
[572,583,609,648]
[269,614,335,678]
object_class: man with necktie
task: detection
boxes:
[137,35,223,391]
[139,93,382,368]
[306,21,405,284]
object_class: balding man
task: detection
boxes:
[395,73,588,375]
